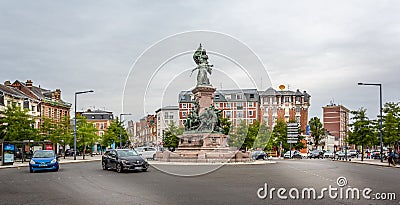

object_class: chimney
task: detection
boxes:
[26,80,33,89]
[4,80,11,86]
[55,89,61,101]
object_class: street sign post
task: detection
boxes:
[287,123,299,158]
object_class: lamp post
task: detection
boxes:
[358,82,383,162]
[74,90,94,160]
[119,113,132,148]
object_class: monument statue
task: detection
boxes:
[191,44,213,86]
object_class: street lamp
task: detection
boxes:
[74,90,94,160]
[357,82,383,162]
[119,113,132,148]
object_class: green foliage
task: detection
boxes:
[228,120,247,149]
[76,115,98,151]
[220,116,231,135]
[101,117,128,148]
[163,122,183,148]
[348,108,376,147]
[308,117,325,147]
[382,102,400,146]
[252,122,272,150]
[39,116,72,153]
[0,103,37,141]
[267,119,288,150]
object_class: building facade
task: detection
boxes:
[7,80,71,127]
[155,106,179,146]
[134,115,157,147]
[178,87,310,133]
[322,104,349,149]
[78,109,114,153]
[178,89,261,127]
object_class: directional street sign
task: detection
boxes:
[287,123,299,144]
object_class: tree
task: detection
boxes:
[163,122,183,149]
[348,108,376,161]
[0,103,37,141]
[220,116,231,135]
[76,116,98,155]
[252,122,272,150]
[101,117,129,148]
[56,116,73,157]
[382,102,400,147]
[267,119,288,154]
[228,120,248,149]
[308,117,325,148]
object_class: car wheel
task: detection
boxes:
[102,161,108,170]
[116,163,123,173]
[263,155,267,160]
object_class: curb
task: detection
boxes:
[149,160,276,166]
[334,159,400,168]
[0,158,101,170]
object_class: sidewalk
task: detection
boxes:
[334,157,400,168]
[0,155,102,169]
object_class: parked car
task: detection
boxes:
[135,147,157,160]
[65,149,81,156]
[308,150,323,159]
[251,150,268,160]
[348,150,358,158]
[29,150,59,173]
[283,150,302,159]
[336,151,351,160]
[323,150,335,159]
[102,149,149,173]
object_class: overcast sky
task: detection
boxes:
[1,0,399,122]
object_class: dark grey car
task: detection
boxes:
[102,149,149,173]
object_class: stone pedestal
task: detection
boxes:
[192,85,216,114]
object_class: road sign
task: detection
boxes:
[287,123,299,144]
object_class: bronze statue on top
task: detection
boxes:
[191,44,213,86]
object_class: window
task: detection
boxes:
[182,111,187,117]
[0,92,4,106]
[54,109,57,119]
[249,110,253,116]
[248,102,253,107]
[285,96,290,103]
[48,108,51,117]
[23,99,29,109]
[181,95,186,100]
[296,107,301,113]
[182,104,187,108]
[296,116,300,123]
[226,103,230,108]
[237,111,243,118]
[237,102,243,109]
[215,103,219,108]
[249,119,253,124]
[100,123,104,129]
[226,111,231,118]
[250,94,255,99]
[236,94,243,100]
[31,106,35,112]
[215,94,220,99]
[225,95,231,100]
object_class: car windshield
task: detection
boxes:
[117,150,139,157]
[33,151,55,158]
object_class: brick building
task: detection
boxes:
[259,87,311,134]
[7,80,71,127]
[322,104,349,149]
[178,87,310,133]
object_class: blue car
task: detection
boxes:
[29,150,59,173]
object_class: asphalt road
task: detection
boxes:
[0,159,399,205]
